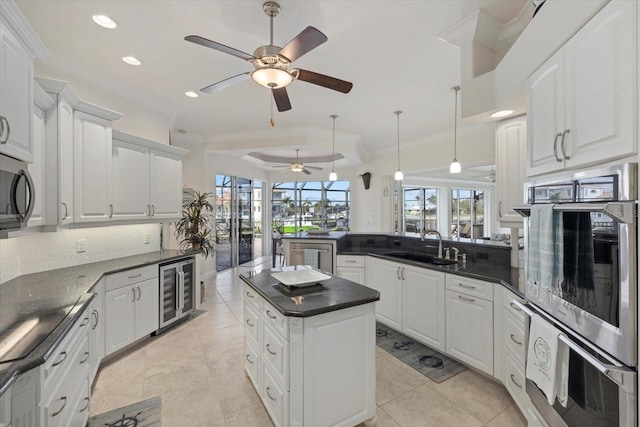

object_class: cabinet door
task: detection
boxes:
[111,138,150,220]
[445,290,494,375]
[564,0,636,167]
[496,116,527,225]
[73,111,113,222]
[104,286,136,355]
[89,280,105,383]
[368,258,402,330]
[180,260,195,313]
[27,102,46,227]
[526,48,565,177]
[55,98,74,225]
[336,266,365,285]
[159,264,179,328]
[134,277,159,339]
[402,266,446,352]
[0,24,33,162]
[149,149,182,219]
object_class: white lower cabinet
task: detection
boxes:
[402,266,445,352]
[89,279,105,384]
[367,257,403,330]
[0,386,9,427]
[9,369,38,427]
[242,283,376,427]
[445,275,494,376]
[105,265,159,355]
[336,255,366,285]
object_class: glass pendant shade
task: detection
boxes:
[449,160,461,174]
[394,170,404,181]
[329,171,337,181]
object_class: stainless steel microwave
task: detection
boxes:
[0,154,35,231]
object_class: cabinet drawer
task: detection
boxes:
[106,265,158,291]
[504,350,528,407]
[43,360,89,427]
[446,275,494,301]
[244,303,261,346]
[243,284,262,311]
[262,322,290,390]
[504,310,526,366]
[337,255,364,267]
[262,303,289,340]
[504,294,526,323]
[262,364,290,427]
[68,379,91,427]
[42,310,91,393]
[244,338,260,391]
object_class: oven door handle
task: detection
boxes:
[511,300,636,393]
[513,202,635,224]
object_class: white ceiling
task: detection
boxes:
[17,0,527,168]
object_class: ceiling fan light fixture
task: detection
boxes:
[251,67,293,88]
[92,14,117,29]
[291,163,305,172]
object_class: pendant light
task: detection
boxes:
[449,86,461,174]
[394,110,403,181]
[329,114,338,181]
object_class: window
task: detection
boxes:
[271,180,350,233]
[451,188,484,238]
[402,187,438,236]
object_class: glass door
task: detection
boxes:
[215,174,258,271]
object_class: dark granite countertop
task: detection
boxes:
[0,249,198,396]
[240,268,379,317]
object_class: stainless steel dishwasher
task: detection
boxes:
[287,242,334,273]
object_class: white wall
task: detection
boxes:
[0,224,161,285]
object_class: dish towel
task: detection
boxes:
[526,313,570,407]
[303,249,320,268]
[527,204,563,302]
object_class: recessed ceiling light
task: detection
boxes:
[491,110,514,118]
[185,91,199,98]
[122,56,141,66]
[92,14,117,29]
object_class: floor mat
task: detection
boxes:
[376,322,467,383]
[88,396,161,427]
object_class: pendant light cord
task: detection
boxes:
[452,86,460,160]
[395,110,402,170]
[330,115,338,173]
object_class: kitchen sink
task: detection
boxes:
[382,251,458,266]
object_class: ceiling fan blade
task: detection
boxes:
[293,69,353,93]
[278,26,327,62]
[272,87,292,112]
[304,165,323,170]
[185,35,255,61]
[201,73,251,94]
[271,165,290,168]
[303,168,312,175]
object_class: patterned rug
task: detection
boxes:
[88,396,161,427]
[376,322,467,383]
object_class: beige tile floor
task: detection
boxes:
[90,258,527,427]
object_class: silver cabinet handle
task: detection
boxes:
[137,286,142,301]
[345,260,357,263]
[509,301,522,312]
[510,334,523,346]
[128,273,142,279]
[61,202,68,220]
[553,132,563,162]
[246,354,254,364]
[151,204,155,216]
[246,319,254,327]
[498,201,503,218]
[146,204,151,216]
[266,310,277,319]
[0,115,5,144]
[131,288,136,303]
[91,309,99,329]
[560,129,571,159]
[79,316,89,327]
[246,291,254,298]
[0,116,10,144]
[51,396,67,417]
[80,351,90,364]
[79,397,90,413]
[458,283,476,290]
[458,295,475,302]
[510,374,522,389]
[401,266,405,280]
[109,203,113,218]
[397,266,401,280]
[52,351,67,367]
[265,343,277,355]
[266,387,277,402]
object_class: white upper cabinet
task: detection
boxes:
[73,107,121,223]
[0,1,48,163]
[112,130,187,222]
[496,116,527,225]
[527,0,637,176]
[27,82,54,227]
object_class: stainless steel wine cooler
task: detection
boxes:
[159,257,195,329]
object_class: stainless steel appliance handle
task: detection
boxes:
[553,132,563,162]
[513,202,635,223]
[20,169,35,222]
[175,271,180,310]
[9,170,36,223]
[511,300,635,392]
[290,249,330,253]
[178,270,185,310]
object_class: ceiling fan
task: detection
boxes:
[251,148,329,175]
[185,1,353,112]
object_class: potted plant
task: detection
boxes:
[175,190,215,303]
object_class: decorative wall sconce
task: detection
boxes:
[360,172,371,190]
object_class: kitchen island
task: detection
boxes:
[240,267,379,427]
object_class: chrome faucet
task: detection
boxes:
[424,229,443,259]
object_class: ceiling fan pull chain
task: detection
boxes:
[270,92,275,127]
